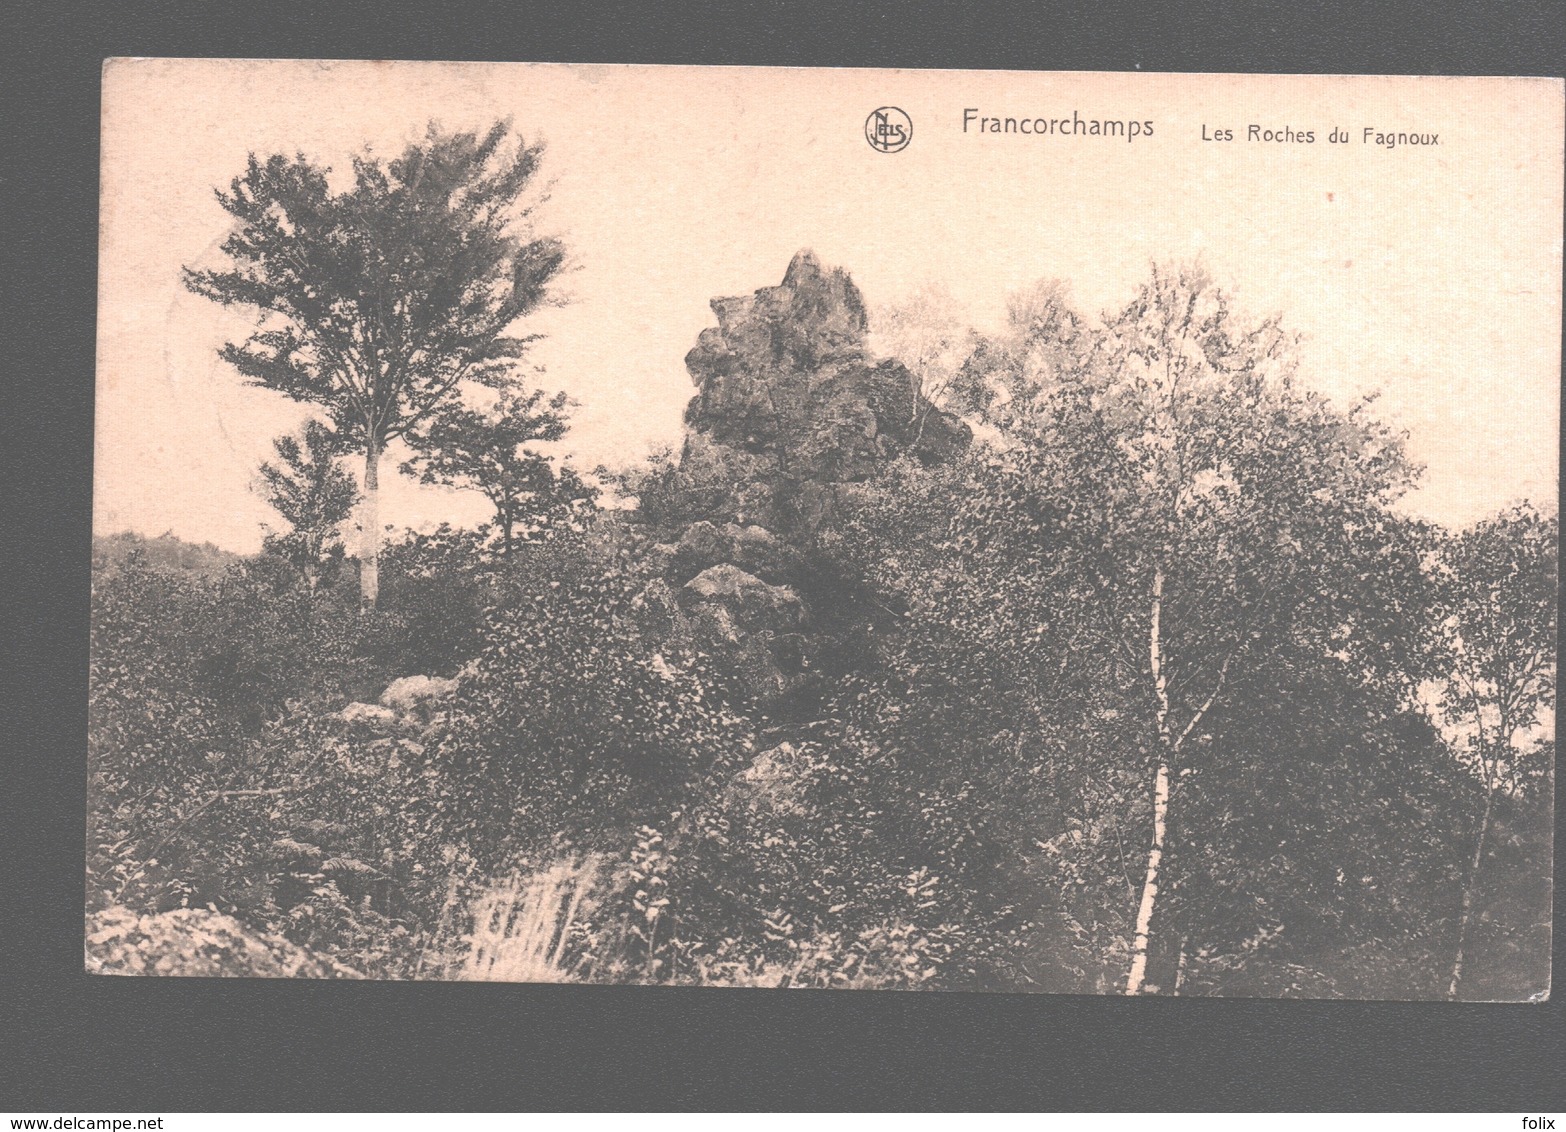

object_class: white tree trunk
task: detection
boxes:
[361,439,381,608]
[1126,757,1169,995]
[1127,567,1174,996]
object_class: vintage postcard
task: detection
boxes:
[90,61,1560,998]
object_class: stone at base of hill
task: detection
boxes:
[728,634,802,701]
[681,566,809,699]
[630,577,691,639]
[673,520,800,584]
[683,564,806,629]
[338,701,401,731]
[85,907,362,978]
[380,674,459,716]
[729,742,811,817]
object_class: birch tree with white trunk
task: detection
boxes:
[964,262,1425,993]
[1091,264,1292,994]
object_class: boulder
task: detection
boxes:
[673,520,730,575]
[686,600,742,646]
[679,565,811,701]
[729,742,811,817]
[672,520,798,583]
[630,577,690,638]
[683,564,806,631]
[727,522,798,580]
[85,907,362,979]
[338,702,400,731]
[380,674,459,716]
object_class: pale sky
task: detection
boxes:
[96,61,1563,554]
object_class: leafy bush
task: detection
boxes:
[425,540,752,868]
[90,546,456,971]
[368,524,499,679]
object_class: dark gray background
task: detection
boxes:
[5,0,1563,1111]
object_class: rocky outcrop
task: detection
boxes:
[338,701,401,731]
[683,564,806,630]
[655,251,971,702]
[680,250,970,538]
[336,675,460,742]
[672,520,800,584]
[676,565,809,701]
[380,674,459,718]
[728,742,811,817]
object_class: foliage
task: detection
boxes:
[370,524,500,677]
[820,454,1142,990]
[401,388,596,555]
[681,918,965,990]
[184,120,566,603]
[1435,504,1558,796]
[90,545,451,971]
[445,858,604,983]
[603,445,687,529]
[423,542,752,868]
[1449,789,1554,1000]
[89,552,245,915]
[86,907,363,978]
[92,531,239,577]
[944,264,1451,993]
[256,418,359,587]
[945,279,1093,434]
[1162,664,1470,998]
[871,281,974,419]
[1430,503,1557,997]
[183,120,562,442]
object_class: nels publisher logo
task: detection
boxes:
[865,107,912,153]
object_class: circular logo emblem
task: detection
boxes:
[865,106,913,153]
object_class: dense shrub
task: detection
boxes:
[426,539,752,867]
[370,525,500,679]
[91,548,374,729]
[89,544,472,971]
[89,556,243,914]
[86,907,363,978]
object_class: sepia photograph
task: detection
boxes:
[88,60,1560,1000]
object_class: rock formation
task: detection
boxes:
[379,674,459,719]
[678,250,970,538]
[647,251,971,705]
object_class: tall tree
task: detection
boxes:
[184,121,566,605]
[1437,504,1557,999]
[401,389,595,555]
[255,418,358,589]
[957,262,1424,993]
